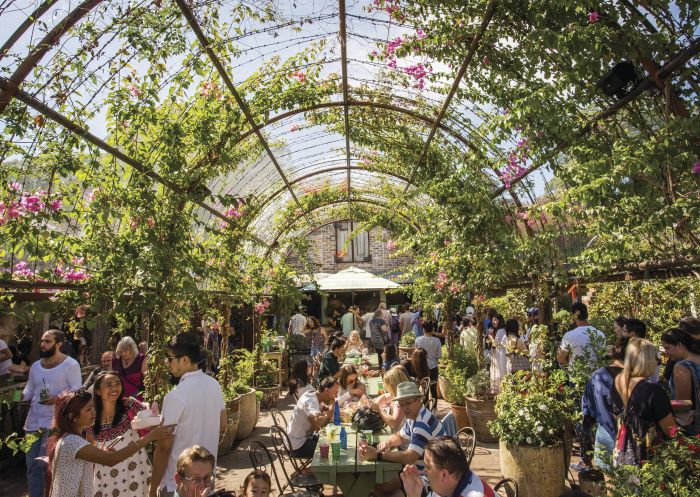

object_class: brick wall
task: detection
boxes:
[286,224,413,275]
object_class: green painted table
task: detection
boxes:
[311,427,401,497]
[342,353,380,371]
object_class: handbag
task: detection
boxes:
[352,406,386,433]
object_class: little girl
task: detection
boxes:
[241,469,272,497]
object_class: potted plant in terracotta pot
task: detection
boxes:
[489,370,573,497]
[440,344,478,430]
[255,359,281,409]
[399,331,416,357]
[464,369,498,443]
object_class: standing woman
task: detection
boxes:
[112,337,146,400]
[612,337,675,466]
[408,348,430,383]
[489,314,507,392]
[664,328,700,435]
[504,319,529,373]
[47,389,173,497]
[369,309,390,366]
[304,316,327,359]
[87,371,153,497]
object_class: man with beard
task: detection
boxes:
[21,329,81,497]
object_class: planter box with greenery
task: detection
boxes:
[441,344,478,430]
[256,359,281,409]
[464,370,498,443]
[399,331,416,356]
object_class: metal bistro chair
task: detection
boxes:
[454,426,476,466]
[493,478,519,497]
[268,424,322,494]
[418,377,431,406]
[425,397,438,414]
[270,408,289,431]
[248,441,316,497]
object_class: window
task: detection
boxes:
[334,222,371,262]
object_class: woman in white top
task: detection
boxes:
[489,314,508,392]
[370,365,410,432]
[47,389,174,497]
[337,365,366,406]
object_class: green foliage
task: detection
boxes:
[465,370,496,400]
[441,344,479,404]
[400,331,416,347]
[489,370,573,447]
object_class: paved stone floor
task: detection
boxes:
[0,393,578,496]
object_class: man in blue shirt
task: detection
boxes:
[362,382,444,497]
[411,306,424,337]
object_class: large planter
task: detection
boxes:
[399,346,415,358]
[451,403,470,431]
[465,397,498,443]
[235,388,258,440]
[258,385,280,409]
[217,396,241,456]
[499,442,567,497]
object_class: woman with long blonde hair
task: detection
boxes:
[612,337,675,466]
[370,365,410,431]
[346,330,365,355]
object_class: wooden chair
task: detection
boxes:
[454,426,476,466]
[268,425,322,494]
[494,478,518,497]
[248,441,316,497]
[270,408,289,431]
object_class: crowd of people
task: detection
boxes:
[8,297,699,497]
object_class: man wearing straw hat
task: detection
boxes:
[361,381,445,497]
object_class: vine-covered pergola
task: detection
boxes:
[1,1,699,368]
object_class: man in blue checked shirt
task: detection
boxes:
[361,381,445,497]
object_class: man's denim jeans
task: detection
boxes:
[26,431,48,497]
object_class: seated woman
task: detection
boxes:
[337,365,366,407]
[289,359,313,399]
[382,344,400,371]
[371,365,410,432]
[346,330,365,355]
[319,339,345,381]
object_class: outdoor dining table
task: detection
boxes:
[341,353,380,370]
[361,376,384,398]
[310,425,402,497]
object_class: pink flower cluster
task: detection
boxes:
[434,269,464,295]
[1,185,63,226]
[693,160,700,174]
[588,11,599,23]
[75,305,88,319]
[129,85,142,98]
[200,81,222,100]
[368,0,402,18]
[403,63,432,89]
[254,298,270,315]
[290,71,306,83]
[290,124,300,132]
[434,270,448,290]
[386,239,397,251]
[499,138,529,189]
[219,199,246,229]
[13,261,35,279]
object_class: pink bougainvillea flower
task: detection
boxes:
[48,199,62,211]
[693,161,700,174]
[129,85,142,97]
[290,71,306,83]
[388,58,397,69]
[130,216,139,229]
[146,218,156,228]
[75,305,87,319]
[9,182,21,191]
[588,11,599,23]
[21,194,44,212]
[72,257,84,265]
[7,202,21,219]
[416,29,426,40]
[386,36,404,56]
[290,124,300,132]
[482,56,490,66]
[386,239,397,251]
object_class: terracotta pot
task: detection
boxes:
[465,397,498,443]
[258,385,281,409]
[499,442,567,497]
[451,403,470,431]
[438,376,448,401]
[235,388,257,440]
[217,397,241,456]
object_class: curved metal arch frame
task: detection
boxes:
[264,198,420,257]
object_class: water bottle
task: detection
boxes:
[333,400,341,425]
[339,426,347,450]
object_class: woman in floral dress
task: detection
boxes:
[86,371,152,497]
[304,316,327,358]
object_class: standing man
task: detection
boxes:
[401,437,500,497]
[379,302,391,326]
[361,307,375,349]
[150,333,226,497]
[411,306,424,338]
[172,445,217,497]
[557,302,605,367]
[288,306,307,336]
[399,305,414,337]
[361,382,445,497]
[22,329,82,497]
[340,306,358,336]
[622,318,647,339]
[286,377,339,457]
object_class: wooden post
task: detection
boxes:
[90,301,110,363]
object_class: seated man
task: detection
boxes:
[319,339,344,380]
[401,437,500,497]
[173,445,216,497]
[287,377,340,457]
[361,381,445,497]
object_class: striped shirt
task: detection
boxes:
[400,405,445,470]
[415,335,442,370]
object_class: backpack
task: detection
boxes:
[352,406,386,432]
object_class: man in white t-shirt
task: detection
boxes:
[361,308,375,345]
[286,377,339,458]
[0,338,12,381]
[557,302,605,367]
[22,329,82,497]
[150,333,225,497]
[288,307,307,336]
